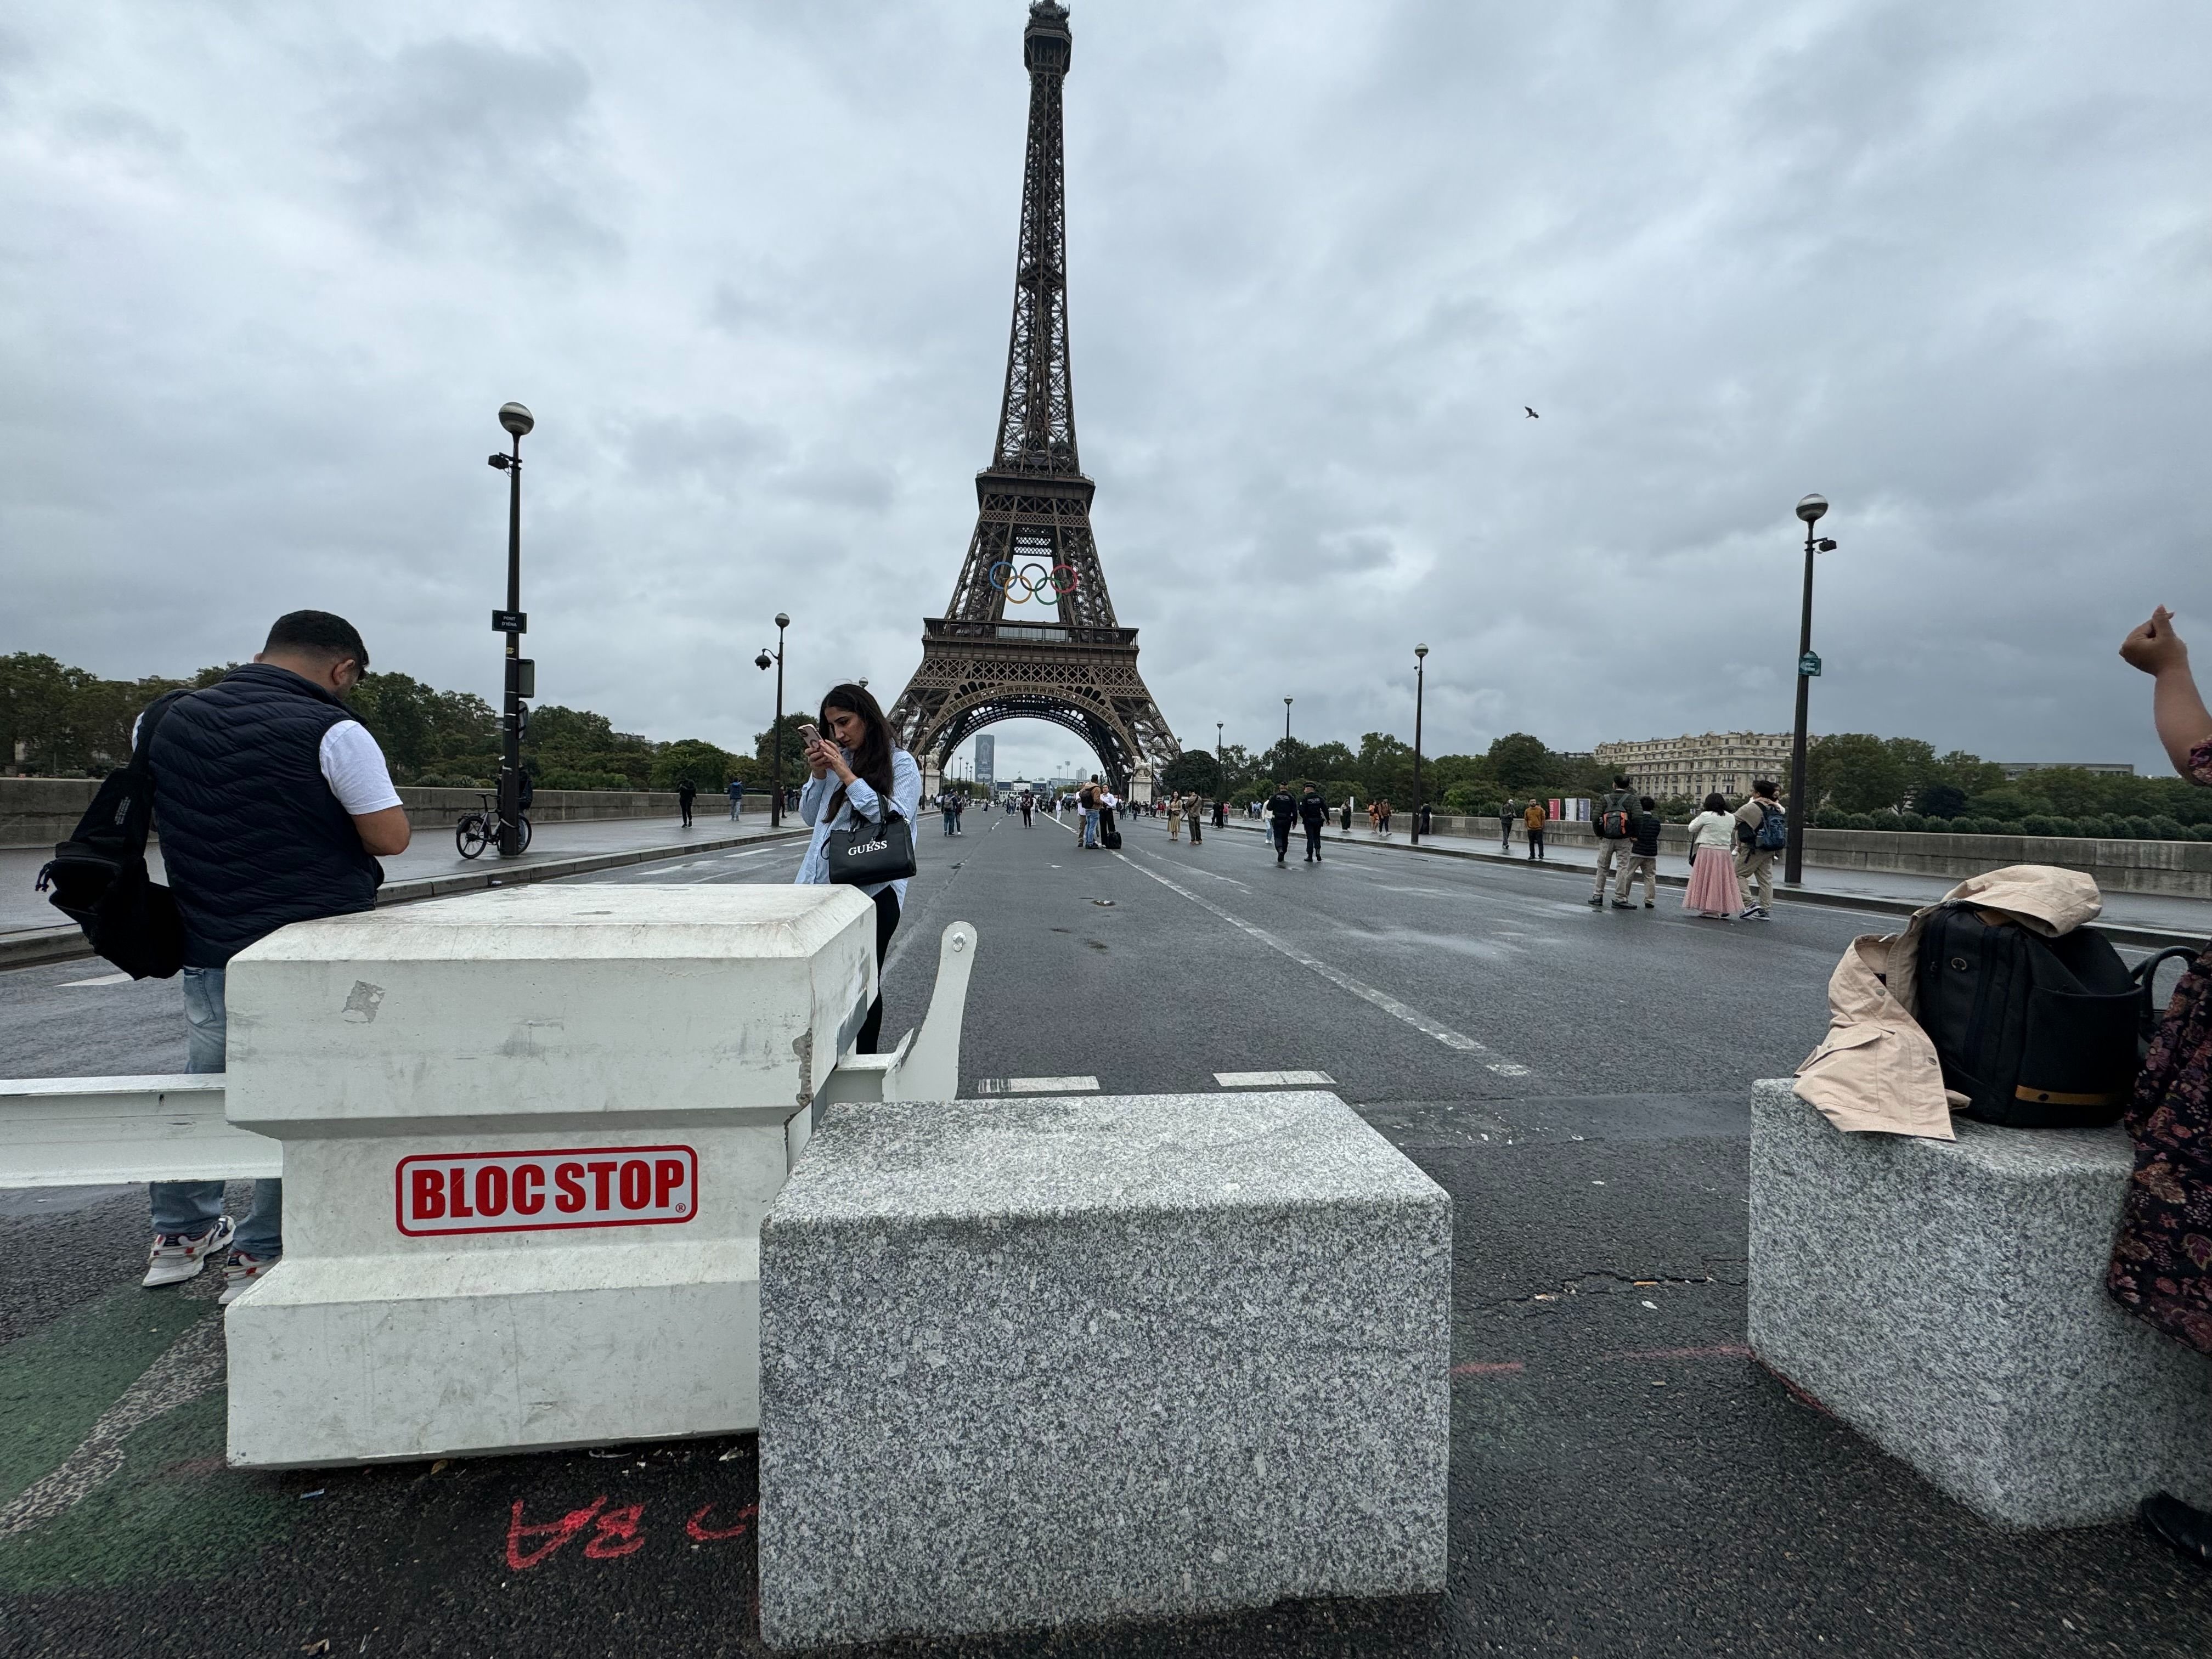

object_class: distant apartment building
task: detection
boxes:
[1995,760,2134,780]
[1592,732,1793,802]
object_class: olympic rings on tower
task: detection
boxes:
[989,561,1080,600]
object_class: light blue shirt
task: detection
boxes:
[794,747,923,904]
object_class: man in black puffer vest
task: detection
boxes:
[139,611,412,1305]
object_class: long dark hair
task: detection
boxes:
[1703,792,1729,814]
[820,682,896,817]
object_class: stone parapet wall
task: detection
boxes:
[1407,813,2212,899]
[1,776,692,848]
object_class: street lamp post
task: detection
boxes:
[486,402,534,856]
[1283,697,1293,747]
[1785,495,1838,885]
[1410,644,1429,845]
[754,612,790,827]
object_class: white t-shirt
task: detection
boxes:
[133,713,402,816]
[318,721,404,814]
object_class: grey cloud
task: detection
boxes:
[332,37,617,266]
[2,0,2207,782]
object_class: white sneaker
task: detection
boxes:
[143,1217,235,1288]
[220,1251,281,1305]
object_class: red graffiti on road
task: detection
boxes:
[505,1495,755,1571]
[687,1501,757,1542]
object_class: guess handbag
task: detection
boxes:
[826,803,917,886]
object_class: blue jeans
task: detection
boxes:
[150,966,283,1259]
[1082,809,1100,847]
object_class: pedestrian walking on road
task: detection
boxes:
[1615,796,1662,909]
[1299,783,1327,862]
[1166,793,1183,841]
[136,611,411,1304]
[1499,802,1515,851]
[1590,774,1641,909]
[1184,792,1204,845]
[2110,603,2212,1571]
[1019,789,1034,826]
[1734,780,1784,919]
[727,777,745,820]
[797,682,921,1054]
[952,793,966,836]
[1213,798,1226,831]
[938,791,957,837]
[1267,784,1297,864]
[678,777,697,827]
[1522,800,1548,860]
[1683,793,1742,918]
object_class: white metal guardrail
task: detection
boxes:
[0,922,977,1190]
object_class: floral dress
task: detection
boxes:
[2107,738,2212,1356]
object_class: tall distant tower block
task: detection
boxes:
[889,2,1178,802]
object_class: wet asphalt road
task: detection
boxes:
[2,807,2209,1657]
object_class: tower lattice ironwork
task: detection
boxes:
[888,1,1178,797]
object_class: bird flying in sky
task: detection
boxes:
[1524,407,1539,419]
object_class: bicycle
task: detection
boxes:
[455,793,532,859]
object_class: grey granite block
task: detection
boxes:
[1748,1079,2212,1528]
[755,1090,1451,1650]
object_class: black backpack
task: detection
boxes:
[35,691,192,980]
[1914,905,2164,1128]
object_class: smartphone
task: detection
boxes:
[798,723,821,748]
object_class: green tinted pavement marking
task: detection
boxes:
[0,1284,292,1590]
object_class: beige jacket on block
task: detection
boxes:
[1792,866,2105,1139]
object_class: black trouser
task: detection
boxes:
[1272,820,1291,859]
[1304,822,1322,859]
[1528,828,1544,860]
[680,800,693,826]
[856,886,901,1054]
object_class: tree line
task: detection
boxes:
[0,652,809,794]
[1160,726,2209,840]
[10,652,2198,838]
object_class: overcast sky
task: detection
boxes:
[4,1,2207,782]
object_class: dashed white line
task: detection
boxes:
[975,1075,1102,1094]
[59,973,133,988]
[1214,1070,1335,1087]
[1114,850,1531,1073]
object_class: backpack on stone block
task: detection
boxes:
[1914,906,2140,1127]
[1754,803,1788,851]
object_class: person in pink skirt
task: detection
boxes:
[1682,792,1742,918]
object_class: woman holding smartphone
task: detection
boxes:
[794,683,923,1053]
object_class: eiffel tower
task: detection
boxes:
[888,1,1178,801]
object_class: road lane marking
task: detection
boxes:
[59,972,133,988]
[1214,1070,1336,1087]
[0,1314,224,1538]
[1114,851,1531,1073]
[975,1076,1101,1094]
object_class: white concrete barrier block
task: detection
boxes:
[221,885,876,1468]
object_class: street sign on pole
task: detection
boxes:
[1798,651,1822,678]
[493,610,527,634]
